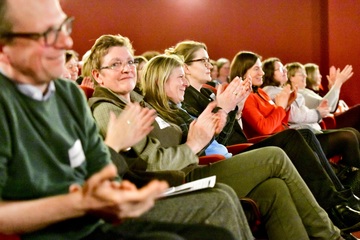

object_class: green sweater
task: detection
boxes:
[0,74,112,239]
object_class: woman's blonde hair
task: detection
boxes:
[165,40,207,63]
[141,54,185,123]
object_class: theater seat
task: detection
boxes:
[198,142,254,165]
[79,85,94,99]
[321,115,337,129]
[0,234,20,240]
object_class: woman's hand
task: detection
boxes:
[80,76,94,89]
[236,76,252,113]
[334,65,353,86]
[317,99,330,118]
[186,102,218,154]
[327,65,353,89]
[275,85,292,109]
[104,102,156,152]
[216,77,244,113]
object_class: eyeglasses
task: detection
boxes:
[100,59,138,71]
[275,67,287,73]
[0,16,74,47]
[294,71,307,77]
[186,58,212,67]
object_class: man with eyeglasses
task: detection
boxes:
[0,0,252,240]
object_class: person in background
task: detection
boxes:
[134,55,148,94]
[76,50,94,88]
[216,57,230,84]
[210,59,219,81]
[142,50,160,61]
[64,49,79,81]
[205,59,221,88]
[304,63,360,132]
[285,62,360,167]
[261,58,360,187]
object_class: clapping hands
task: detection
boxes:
[104,102,156,152]
[327,65,353,88]
[69,164,168,222]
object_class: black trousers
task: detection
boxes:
[243,129,346,210]
[83,220,235,240]
[316,127,360,168]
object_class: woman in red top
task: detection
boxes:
[230,51,294,138]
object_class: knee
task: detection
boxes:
[248,178,292,214]
[250,178,289,199]
[264,146,290,164]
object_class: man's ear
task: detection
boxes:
[0,44,9,64]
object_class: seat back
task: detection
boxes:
[0,234,20,240]
[80,85,94,100]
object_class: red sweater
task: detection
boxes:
[242,88,289,138]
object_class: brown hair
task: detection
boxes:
[262,57,281,87]
[230,51,261,80]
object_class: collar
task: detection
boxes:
[16,81,56,101]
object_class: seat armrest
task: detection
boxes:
[247,135,270,144]
[0,234,20,240]
[226,143,253,155]
[322,115,336,129]
[198,154,226,165]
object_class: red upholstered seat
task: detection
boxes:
[79,85,94,99]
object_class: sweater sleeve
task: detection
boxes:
[0,100,11,198]
[68,84,112,178]
[301,88,339,113]
[322,86,340,112]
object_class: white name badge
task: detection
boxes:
[155,116,170,129]
[68,139,85,168]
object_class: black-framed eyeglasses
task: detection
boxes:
[185,58,212,67]
[0,16,74,46]
[100,59,138,71]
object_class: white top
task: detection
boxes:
[262,86,322,133]
[299,86,340,113]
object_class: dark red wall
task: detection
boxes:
[328,1,360,106]
[61,0,359,106]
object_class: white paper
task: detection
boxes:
[160,175,216,197]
